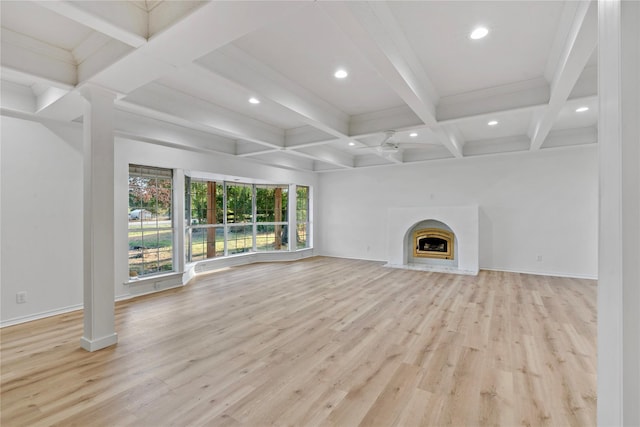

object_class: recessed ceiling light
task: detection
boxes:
[575,106,589,113]
[487,120,498,126]
[348,141,356,146]
[470,27,489,40]
[409,132,418,137]
[334,69,348,79]
[248,97,260,104]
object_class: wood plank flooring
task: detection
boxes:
[1,257,597,426]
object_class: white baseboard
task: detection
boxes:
[480,267,598,280]
[80,333,118,352]
[316,253,596,280]
[0,304,83,328]
[188,249,315,278]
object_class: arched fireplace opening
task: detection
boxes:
[405,219,458,268]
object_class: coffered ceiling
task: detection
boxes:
[1,0,598,172]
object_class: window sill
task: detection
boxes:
[125,271,182,286]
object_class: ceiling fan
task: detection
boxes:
[358,130,428,153]
[376,130,401,153]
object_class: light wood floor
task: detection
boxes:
[1,257,597,426]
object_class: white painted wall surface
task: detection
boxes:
[317,146,598,278]
[0,116,316,325]
[1,116,84,324]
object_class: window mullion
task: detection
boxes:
[223,181,228,256]
[252,184,257,252]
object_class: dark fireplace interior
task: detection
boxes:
[417,237,447,252]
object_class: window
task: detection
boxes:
[185,178,223,261]
[128,165,173,277]
[184,179,301,262]
[256,185,288,251]
[296,186,310,249]
[226,183,253,254]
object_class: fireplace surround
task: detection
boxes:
[385,205,479,275]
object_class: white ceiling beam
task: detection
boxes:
[235,142,282,158]
[36,1,148,48]
[1,29,77,87]
[433,127,464,157]
[385,150,404,164]
[322,1,462,159]
[76,39,133,84]
[543,126,597,149]
[114,109,237,155]
[284,126,339,149]
[147,2,206,38]
[544,1,583,83]
[570,64,597,99]
[248,152,315,172]
[437,78,551,122]
[119,83,284,149]
[288,146,354,169]
[0,80,36,113]
[23,1,307,124]
[87,1,306,95]
[401,146,456,164]
[529,0,597,151]
[36,87,70,113]
[349,105,422,137]
[323,2,439,123]
[35,90,84,122]
[353,154,397,169]
[196,46,350,139]
[464,135,531,157]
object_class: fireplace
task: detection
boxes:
[385,206,479,275]
[414,228,454,259]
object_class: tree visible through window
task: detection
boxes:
[128,165,173,277]
[256,185,288,252]
[296,186,310,249]
[128,171,312,271]
[184,180,297,262]
[186,178,223,261]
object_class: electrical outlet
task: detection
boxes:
[537,255,543,262]
[16,291,27,304]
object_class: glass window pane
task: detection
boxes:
[296,186,309,223]
[227,225,253,254]
[128,165,174,277]
[226,183,252,223]
[297,223,308,249]
[256,185,288,223]
[191,227,206,262]
[256,224,287,251]
[128,230,144,278]
[215,183,224,223]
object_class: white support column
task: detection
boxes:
[597,0,640,425]
[80,85,117,352]
[173,169,185,274]
[252,184,257,252]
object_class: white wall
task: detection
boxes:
[0,113,595,325]
[317,146,598,278]
[0,116,316,325]
[1,116,84,324]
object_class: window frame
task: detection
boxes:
[184,178,303,263]
[128,165,175,278]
